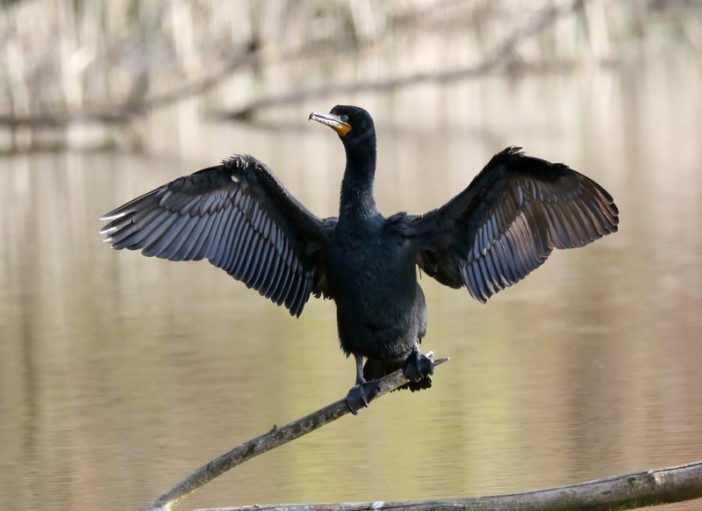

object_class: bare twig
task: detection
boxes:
[142,358,450,511]
[193,460,702,511]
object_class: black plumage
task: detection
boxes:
[101,155,331,317]
[101,105,619,413]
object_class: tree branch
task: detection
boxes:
[141,358,449,511]
[139,351,702,511]
[192,461,702,511]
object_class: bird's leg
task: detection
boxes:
[402,344,435,383]
[345,354,380,415]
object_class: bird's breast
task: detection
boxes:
[324,220,427,358]
[325,229,419,313]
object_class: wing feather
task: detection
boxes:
[101,154,335,316]
[406,147,618,302]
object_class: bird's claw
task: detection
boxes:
[402,349,435,383]
[345,381,381,415]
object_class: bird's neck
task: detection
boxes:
[339,143,378,221]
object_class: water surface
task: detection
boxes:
[1,60,701,510]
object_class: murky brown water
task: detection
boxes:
[1,59,701,511]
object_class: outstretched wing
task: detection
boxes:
[100,154,336,316]
[405,147,619,302]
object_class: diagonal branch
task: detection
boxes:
[142,358,450,511]
[139,352,702,511]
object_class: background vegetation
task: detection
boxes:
[1,0,701,151]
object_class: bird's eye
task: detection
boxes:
[340,115,349,123]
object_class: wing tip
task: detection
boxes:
[99,225,118,235]
[100,211,127,222]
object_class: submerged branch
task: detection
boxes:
[192,461,702,511]
[142,358,449,511]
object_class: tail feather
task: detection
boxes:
[363,358,432,392]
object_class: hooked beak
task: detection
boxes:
[309,112,352,137]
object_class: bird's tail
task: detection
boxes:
[363,358,432,392]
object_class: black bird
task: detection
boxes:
[100,105,619,414]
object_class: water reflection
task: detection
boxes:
[1,62,701,511]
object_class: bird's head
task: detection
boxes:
[309,105,375,148]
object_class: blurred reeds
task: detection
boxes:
[0,0,700,150]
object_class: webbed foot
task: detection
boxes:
[403,349,435,383]
[345,381,381,415]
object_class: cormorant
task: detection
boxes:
[100,105,619,414]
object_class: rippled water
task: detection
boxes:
[1,60,701,511]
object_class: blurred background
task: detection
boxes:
[1,1,701,510]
